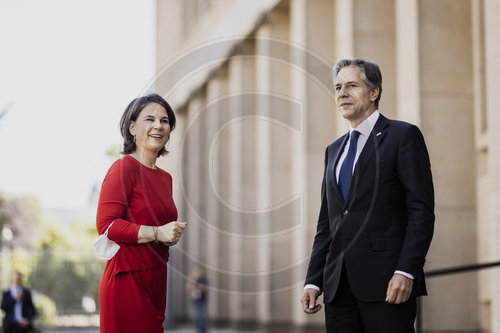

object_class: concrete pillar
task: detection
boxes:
[472,0,491,330]
[483,0,500,331]
[204,68,229,321]
[225,40,257,322]
[183,91,207,316]
[353,0,397,119]
[160,105,189,323]
[255,25,273,323]
[207,65,232,321]
[267,5,294,324]
[398,0,477,331]
[226,58,244,322]
[396,0,420,125]
[290,0,336,326]
[255,2,296,323]
[238,52,259,322]
[335,0,397,126]
[289,0,308,326]
[236,40,259,322]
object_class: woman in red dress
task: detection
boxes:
[96,94,187,332]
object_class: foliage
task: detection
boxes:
[106,144,121,160]
[32,291,57,327]
[28,221,105,312]
[0,196,41,250]
[0,193,105,323]
[10,247,35,278]
[0,196,40,288]
[0,196,9,229]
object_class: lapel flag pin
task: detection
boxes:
[376,132,382,136]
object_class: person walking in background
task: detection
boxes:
[96,94,188,333]
[186,268,208,333]
[301,59,434,332]
[1,271,37,333]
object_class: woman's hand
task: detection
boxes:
[138,222,187,244]
[157,222,187,245]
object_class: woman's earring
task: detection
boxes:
[133,135,136,143]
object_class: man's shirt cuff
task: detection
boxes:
[304,284,320,292]
[395,270,414,279]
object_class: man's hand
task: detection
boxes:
[14,291,23,301]
[385,274,413,304]
[301,288,322,314]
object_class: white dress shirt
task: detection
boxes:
[335,111,380,180]
[10,285,23,322]
[305,111,413,293]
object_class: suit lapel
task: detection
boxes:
[345,114,389,204]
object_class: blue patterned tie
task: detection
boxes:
[338,130,360,200]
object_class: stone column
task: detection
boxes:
[354,0,397,119]
[397,0,478,331]
[235,40,259,321]
[396,0,420,125]
[472,0,491,330]
[289,0,308,326]
[483,0,500,331]
[335,0,397,124]
[255,2,295,323]
[207,65,233,321]
[204,68,229,321]
[225,40,257,322]
[255,26,273,323]
[183,91,207,309]
[161,105,189,323]
[290,0,336,326]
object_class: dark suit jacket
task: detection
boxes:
[305,114,435,303]
[1,287,36,332]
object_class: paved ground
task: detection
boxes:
[38,322,324,333]
[42,326,261,333]
[42,329,259,333]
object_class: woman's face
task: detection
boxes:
[129,102,171,154]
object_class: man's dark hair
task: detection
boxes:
[119,93,176,157]
[332,59,383,108]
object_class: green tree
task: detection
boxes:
[0,196,9,229]
[29,221,105,312]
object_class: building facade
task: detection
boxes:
[153,0,500,332]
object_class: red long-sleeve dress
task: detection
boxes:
[96,155,178,333]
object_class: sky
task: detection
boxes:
[0,0,156,212]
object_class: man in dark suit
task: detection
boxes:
[300,59,434,332]
[1,271,37,333]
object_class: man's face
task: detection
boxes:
[12,272,22,286]
[334,66,378,124]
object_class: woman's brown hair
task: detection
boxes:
[119,94,176,157]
